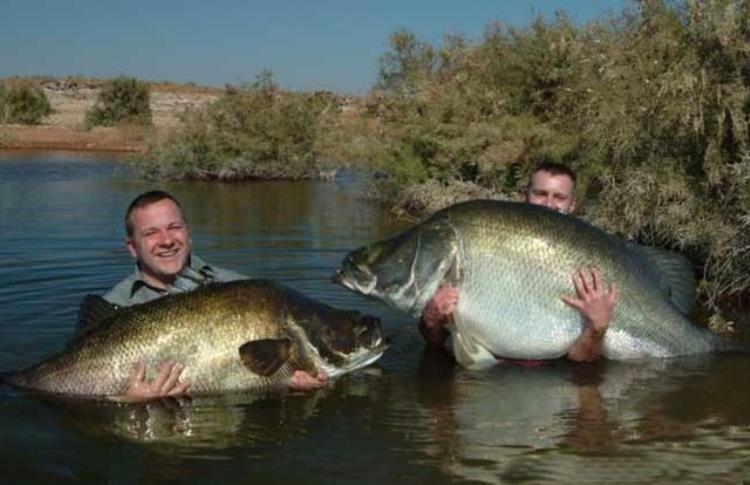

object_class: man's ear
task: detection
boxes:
[569,197,577,214]
[126,238,138,259]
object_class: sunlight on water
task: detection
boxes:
[0,152,748,483]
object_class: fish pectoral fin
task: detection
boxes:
[451,329,498,370]
[239,338,292,376]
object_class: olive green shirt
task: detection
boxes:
[103,254,246,307]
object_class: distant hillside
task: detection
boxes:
[0,77,222,151]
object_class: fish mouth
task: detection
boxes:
[331,270,347,286]
[321,336,389,378]
[332,267,378,296]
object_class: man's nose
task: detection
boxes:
[156,231,175,246]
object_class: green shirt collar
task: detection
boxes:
[128,254,216,299]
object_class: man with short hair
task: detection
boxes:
[525,162,577,214]
[419,162,617,362]
[104,190,246,307]
[85,190,329,401]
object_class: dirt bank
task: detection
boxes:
[0,79,220,152]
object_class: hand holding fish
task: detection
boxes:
[124,360,190,402]
[337,200,741,366]
[419,285,459,346]
[7,281,387,397]
[123,363,330,401]
[562,268,618,362]
[289,370,329,390]
[561,268,618,333]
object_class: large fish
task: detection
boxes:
[7,280,387,397]
[335,200,746,369]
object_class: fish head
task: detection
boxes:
[296,308,387,376]
[335,219,459,316]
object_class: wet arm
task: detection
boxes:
[419,316,451,346]
[567,325,607,362]
[419,286,458,347]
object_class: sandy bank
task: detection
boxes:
[0,79,220,152]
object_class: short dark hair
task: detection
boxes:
[529,161,577,187]
[124,190,184,238]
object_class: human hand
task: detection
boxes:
[419,285,458,346]
[422,285,459,329]
[124,360,190,402]
[289,370,329,391]
[561,268,617,334]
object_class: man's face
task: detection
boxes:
[525,170,576,214]
[126,198,191,288]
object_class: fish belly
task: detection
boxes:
[454,297,580,360]
[451,258,582,361]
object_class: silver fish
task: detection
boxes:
[335,200,745,368]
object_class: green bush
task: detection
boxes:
[367,0,750,305]
[86,77,151,128]
[0,81,52,124]
[133,71,331,179]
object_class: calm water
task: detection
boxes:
[0,152,748,484]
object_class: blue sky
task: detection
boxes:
[0,0,627,94]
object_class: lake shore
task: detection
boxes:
[0,79,220,152]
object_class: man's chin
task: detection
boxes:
[153,258,188,279]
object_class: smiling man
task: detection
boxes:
[93,190,329,400]
[105,191,245,306]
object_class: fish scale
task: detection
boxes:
[336,200,743,369]
[451,204,678,361]
[7,280,386,397]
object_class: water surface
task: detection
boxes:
[0,152,748,483]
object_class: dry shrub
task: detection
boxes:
[368,0,750,304]
[86,77,151,128]
[0,79,52,124]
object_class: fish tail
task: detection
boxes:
[0,370,21,387]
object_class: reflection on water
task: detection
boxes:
[0,152,748,483]
[387,353,750,484]
[33,371,384,454]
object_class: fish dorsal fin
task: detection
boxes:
[76,294,121,331]
[239,339,292,376]
[634,244,696,315]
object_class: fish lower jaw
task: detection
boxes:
[319,347,387,379]
[337,273,378,296]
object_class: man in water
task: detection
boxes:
[84,190,329,400]
[419,162,617,362]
